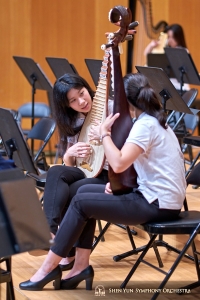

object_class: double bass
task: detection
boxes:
[102,6,138,195]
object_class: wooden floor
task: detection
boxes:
[1,154,200,299]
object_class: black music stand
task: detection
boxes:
[0,171,51,257]
[46,57,78,79]
[0,168,51,300]
[164,48,200,95]
[13,56,53,153]
[85,58,113,97]
[85,58,102,87]
[13,56,53,124]
[0,108,38,175]
[135,66,198,130]
[147,53,175,78]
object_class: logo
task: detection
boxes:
[95,285,105,296]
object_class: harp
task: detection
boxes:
[139,0,168,53]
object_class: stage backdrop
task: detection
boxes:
[1,0,200,149]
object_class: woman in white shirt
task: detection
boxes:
[20,72,186,292]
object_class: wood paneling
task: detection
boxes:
[1,0,200,153]
[1,0,200,109]
[133,0,200,95]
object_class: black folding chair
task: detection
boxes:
[118,161,200,299]
[25,117,56,171]
[18,102,51,136]
[0,108,56,193]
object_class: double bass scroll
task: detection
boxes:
[103,6,138,195]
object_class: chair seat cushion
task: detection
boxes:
[137,211,200,234]
[183,136,200,147]
[27,172,47,187]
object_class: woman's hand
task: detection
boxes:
[65,142,92,158]
[105,182,113,194]
[88,120,101,141]
[100,113,120,136]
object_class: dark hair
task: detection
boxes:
[164,24,187,48]
[123,73,167,129]
[52,73,94,154]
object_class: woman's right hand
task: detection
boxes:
[100,113,120,136]
[144,39,159,55]
[65,142,92,158]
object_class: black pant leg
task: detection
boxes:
[52,184,180,257]
[43,165,85,235]
[68,169,108,203]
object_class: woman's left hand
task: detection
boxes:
[105,182,113,194]
[100,113,120,135]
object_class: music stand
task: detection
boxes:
[0,108,39,175]
[0,171,51,257]
[13,56,53,126]
[135,66,198,131]
[46,57,78,79]
[85,58,102,87]
[85,58,113,97]
[164,48,200,95]
[147,53,175,78]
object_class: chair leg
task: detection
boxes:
[97,220,105,242]
[185,152,200,178]
[113,233,164,268]
[187,145,194,163]
[177,240,200,292]
[120,224,200,299]
[120,234,157,289]
[151,224,200,300]
[154,234,199,263]
[5,258,15,300]
[92,222,111,252]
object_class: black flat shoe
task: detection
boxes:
[59,259,75,271]
[19,266,61,291]
[58,265,94,290]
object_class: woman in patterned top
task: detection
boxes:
[43,73,113,270]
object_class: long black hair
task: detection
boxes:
[164,24,187,48]
[123,73,167,129]
[52,73,94,154]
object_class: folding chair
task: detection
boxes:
[18,102,51,136]
[183,136,200,178]
[167,88,198,132]
[25,117,56,171]
[118,161,200,299]
[0,257,15,300]
[0,108,56,193]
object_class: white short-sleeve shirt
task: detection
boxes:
[126,113,186,210]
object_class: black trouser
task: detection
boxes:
[51,184,180,258]
[43,165,108,256]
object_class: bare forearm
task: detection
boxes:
[63,151,75,166]
[102,136,122,172]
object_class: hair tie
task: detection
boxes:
[59,79,69,85]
